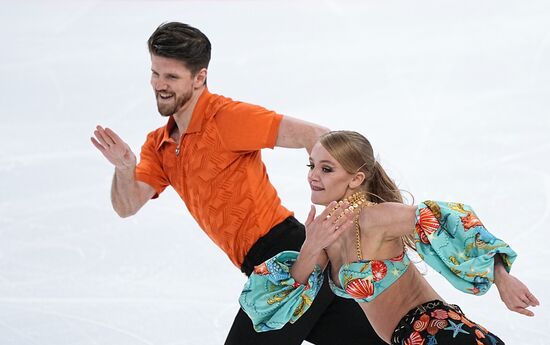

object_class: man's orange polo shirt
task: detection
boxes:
[135,89,293,268]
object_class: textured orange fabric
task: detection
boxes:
[135,89,293,267]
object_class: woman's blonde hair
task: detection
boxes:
[319,130,416,250]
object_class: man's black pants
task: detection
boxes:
[225,216,386,345]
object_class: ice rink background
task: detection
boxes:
[1,1,549,344]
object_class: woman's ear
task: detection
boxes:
[349,171,366,189]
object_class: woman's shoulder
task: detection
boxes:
[362,202,416,222]
[360,202,417,236]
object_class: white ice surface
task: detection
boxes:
[1,1,549,344]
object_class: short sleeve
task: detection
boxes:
[214,101,283,152]
[135,131,170,198]
[239,251,324,332]
[414,200,517,295]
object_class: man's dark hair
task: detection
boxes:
[148,22,211,75]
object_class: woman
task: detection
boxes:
[240,130,539,344]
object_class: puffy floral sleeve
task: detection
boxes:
[414,201,517,295]
[238,250,324,332]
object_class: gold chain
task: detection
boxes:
[355,214,363,260]
[354,200,376,260]
[329,191,376,261]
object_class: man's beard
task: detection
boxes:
[156,90,192,117]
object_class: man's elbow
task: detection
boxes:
[112,203,139,218]
[305,125,330,152]
[318,126,330,139]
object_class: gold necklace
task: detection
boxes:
[351,193,376,260]
[355,212,365,260]
[329,191,376,260]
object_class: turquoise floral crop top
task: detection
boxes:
[329,251,410,302]
[239,201,517,332]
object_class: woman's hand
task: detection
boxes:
[290,201,355,284]
[302,201,355,254]
[495,273,539,316]
[494,256,540,316]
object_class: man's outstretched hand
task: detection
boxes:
[91,126,136,169]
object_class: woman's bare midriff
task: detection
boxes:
[358,264,443,343]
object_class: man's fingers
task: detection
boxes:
[91,137,106,151]
[94,129,113,147]
[95,126,116,147]
[105,127,122,145]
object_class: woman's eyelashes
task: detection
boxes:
[307,163,333,173]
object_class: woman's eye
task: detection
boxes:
[306,164,314,170]
[322,167,333,173]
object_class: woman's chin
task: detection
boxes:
[310,196,329,207]
[310,196,320,205]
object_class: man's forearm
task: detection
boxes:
[276,116,330,153]
[303,125,330,154]
[111,167,142,217]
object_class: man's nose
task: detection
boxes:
[153,78,167,91]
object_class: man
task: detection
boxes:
[91,22,385,344]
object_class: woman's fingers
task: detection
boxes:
[512,291,538,317]
[325,201,350,221]
[526,291,540,306]
[331,210,353,229]
[513,306,535,317]
[333,217,354,235]
[318,201,338,221]
[305,205,316,227]
[325,218,355,248]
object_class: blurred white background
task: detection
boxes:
[1,1,549,344]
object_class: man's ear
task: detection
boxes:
[194,68,208,88]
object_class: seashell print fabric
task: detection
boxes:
[414,201,517,295]
[239,251,323,332]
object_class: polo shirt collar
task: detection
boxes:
[156,88,212,151]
